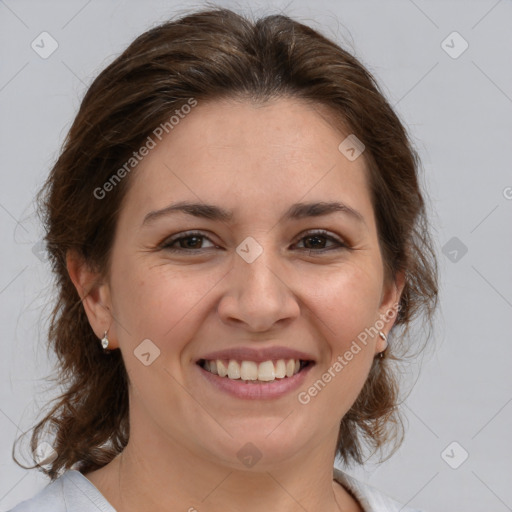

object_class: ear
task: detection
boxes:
[375,269,406,353]
[66,249,119,349]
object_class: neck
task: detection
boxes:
[84,422,360,512]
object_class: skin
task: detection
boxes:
[67,97,404,512]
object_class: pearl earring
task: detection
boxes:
[378,331,387,359]
[101,331,109,350]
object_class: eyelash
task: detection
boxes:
[160,230,349,254]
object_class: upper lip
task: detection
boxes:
[196,346,316,364]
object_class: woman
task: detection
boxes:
[11,7,438,512]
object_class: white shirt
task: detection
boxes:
[8,468,424,511]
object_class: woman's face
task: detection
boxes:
[80,97,401,469]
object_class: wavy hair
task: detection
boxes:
[14,6,438,479]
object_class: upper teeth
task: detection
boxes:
[203,359,302,381]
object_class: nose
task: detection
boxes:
[217,245,300,333]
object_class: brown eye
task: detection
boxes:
[294,230,347,252]
[160,229,348,254]
[162,232,216,252]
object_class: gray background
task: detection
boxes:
[1,1,511,511]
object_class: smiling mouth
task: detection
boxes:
[197,358,314,383]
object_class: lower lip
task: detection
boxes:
[196,363,315,400]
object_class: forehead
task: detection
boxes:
[120,97,374,228]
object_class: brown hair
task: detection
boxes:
[15,6,438,479]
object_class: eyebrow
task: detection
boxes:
[142,200,366,226]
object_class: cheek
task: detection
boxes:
[296,268,380,417]
[109,263,218,411]
[111,260,220,352]
[299,261,383,341]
